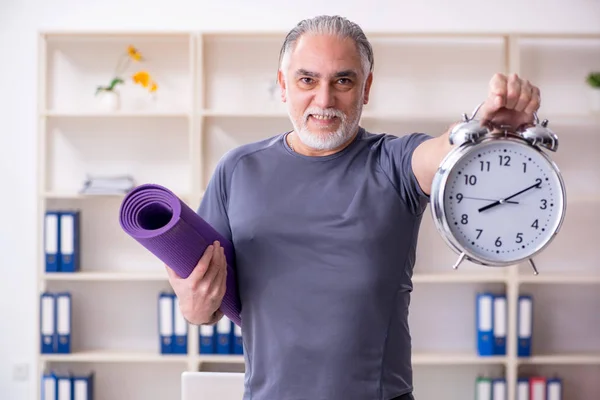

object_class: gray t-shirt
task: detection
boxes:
[197,127,433,400]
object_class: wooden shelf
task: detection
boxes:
[44,110,190,118]
[198,355,245,364]
[412,272,508,283]
[41,350,188,363]
[412,352,508,366]
[43,271,167,282]
[518,354,600,365]
[518,273,600,284]
[195,352,507,366]
[42,191,192,200]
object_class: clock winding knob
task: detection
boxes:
[518,114,559,152]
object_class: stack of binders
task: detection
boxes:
[157,292,189,354]
[44,210,81,273]
[475,375,563,400]
[40,292,72,354]
[517,376,563,400]
[199,316,243,355]
[42,372,94,400]
[476,292,533,357]
[475,376,507,400]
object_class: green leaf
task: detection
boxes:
[586,72,600,88]
[108,77,125,90]
[95,86,108,95]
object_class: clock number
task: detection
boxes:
[495,237,502,247]
[499,155,511,166]
[523,162,527,173]
[480,161,490,171]
[531,219,539,229]
[456,193,463,203]
[464,175,477,185]
[516,232,523,243]
[540,199,547,209]
[476,229,483,239]
[535,178,542,188]
[461,214,468,224]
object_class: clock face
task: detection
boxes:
[441,138,565,264]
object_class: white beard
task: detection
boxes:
[286,98,363,151]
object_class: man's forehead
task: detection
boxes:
[288,34,362,64]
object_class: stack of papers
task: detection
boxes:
[79,174,136,195]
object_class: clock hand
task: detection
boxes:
[478,181,542,212]
[460,195,519,204]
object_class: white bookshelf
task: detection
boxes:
[35,30,600,400]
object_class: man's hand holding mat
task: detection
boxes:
[165,240,228,325]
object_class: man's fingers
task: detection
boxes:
[479,73,507,123]
[505,73,521,109]
[515,80,533,112]
[188,243,216,281]
[200,241,222,282]
[489,73,507,110]
[208,245,227,286]
[211,260,228,300]
[524,85,541,115]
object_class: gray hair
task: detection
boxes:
[278,15,374,80]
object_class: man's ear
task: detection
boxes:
[363,72,373,105]
[277,70,287,102]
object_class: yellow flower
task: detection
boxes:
[132,70,158,93]
[132,71,150,87]
[128,45,142,61]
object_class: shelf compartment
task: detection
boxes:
[408,282,507,355]
[412,364,506,400]
[517,364,600,400]
[44,198,166,272]
[201,34,286,114]
[518,284,600,356]
[44,281,176,354]
[367,36,505,118]
[42,361,186,400]
[517,37,600,117]
[44,117,191,195]
[44,32,193,113]
[549,124,600,201]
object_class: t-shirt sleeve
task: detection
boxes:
[196,156,234,243]
[378,132,435,216]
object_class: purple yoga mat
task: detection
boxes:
[118,183,241,326]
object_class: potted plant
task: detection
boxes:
[95,45,158,111]
[586,71,600,113]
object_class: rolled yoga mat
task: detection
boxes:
[118,183,241,326]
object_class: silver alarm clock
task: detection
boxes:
[430,102,567,275]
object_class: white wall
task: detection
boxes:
[1,0,599,399]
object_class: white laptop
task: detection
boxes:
[181,371,245,400]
